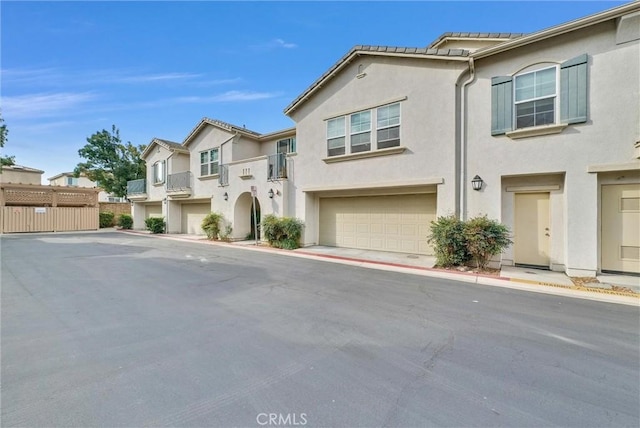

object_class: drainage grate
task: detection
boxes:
[407,254,419,259]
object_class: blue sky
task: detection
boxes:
[1,1,626,182]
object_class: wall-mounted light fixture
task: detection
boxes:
[223,192,228,201]
[268,189,274,199]
[471,175,484,191]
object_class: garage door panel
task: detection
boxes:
[181,203,211,235]
[602,184,640,274]
[145,204,163,218]
[320,194,435,255]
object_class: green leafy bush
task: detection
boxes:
[463,215,513,270]
[261,214,304,249]
[201,212,225,240]
[219,224,233,242]
[427,215,470,267]
[99,211,115,228]
[145,217,165,234]
[117,213,133,229]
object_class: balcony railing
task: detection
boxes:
[267,153,287,181]
[219,164,229,186]
[167,171,192,191]
[127,178,146,195]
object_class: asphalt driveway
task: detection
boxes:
[1,232,638,427]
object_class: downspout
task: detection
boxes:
[458,57,475,221]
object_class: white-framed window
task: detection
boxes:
[153,160,165,184]
[277,137,296,154]
[66,176,79,186]
[376,103,401,149]
[350,110,371,153]
[327,117,346,157]
[200,148,219,176]
[514,66,557,129]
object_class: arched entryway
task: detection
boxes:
[234,192,261,240]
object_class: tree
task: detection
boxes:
[74,125,146,198]
[0,112,16,167]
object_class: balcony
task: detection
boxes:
[166,171,192,198]
[126,178,147,201]
[267,153,288,181]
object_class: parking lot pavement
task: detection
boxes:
[2,232,639,427]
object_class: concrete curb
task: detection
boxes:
[119,230,640,307]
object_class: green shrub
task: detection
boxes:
[99,211,115,228]
[220,224,233,242]
[261,214,304,249]
[145,217,165,234]
[201,212,225,240]
[427,215,470,267]
[463,215,513,270]
[117,213,133,229]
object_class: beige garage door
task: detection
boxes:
[319,194,436,255]
[145,204,163,218]
[181,203,211,235]
[602,184,640,274]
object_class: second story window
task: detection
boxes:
[350,111,371,153]
[327,117,346,157]
[200,148,219,176]
[66,177,78,186]
[277,137,296,154]
[376,103,401,149]
[514,66,556,129]
[153,160,165,184]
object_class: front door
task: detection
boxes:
[514,192,550,267]
[602,184,640,274]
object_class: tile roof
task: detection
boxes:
[428,32,525,49]
[154,138,188,152]
[2,164,44,173]
[203,118,261,136]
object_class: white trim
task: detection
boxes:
[587,161,640,173]
[506,185,561,192]
[506,123,568,139]
[323,96,407,121]
[303,177,443,193]
[323,145,406,163]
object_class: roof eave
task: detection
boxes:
[472,2,640,59]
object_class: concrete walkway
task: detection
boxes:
[120,230,639,306]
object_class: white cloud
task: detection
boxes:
[176,90,280,103]
[1,92,96,119]
[251,38,298,50]
[114,72,203,83]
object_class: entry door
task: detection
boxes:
[514,192,550,267]
[602,184,640,274]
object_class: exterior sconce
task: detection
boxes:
[223,192,228,201]
[268,188,274,199]
[471,175,484,191]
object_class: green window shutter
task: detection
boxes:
[560,54,588,124]
[491,76,513,135]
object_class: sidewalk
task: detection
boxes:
[121,230,640,306]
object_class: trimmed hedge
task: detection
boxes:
[99,211,115,228]
[428,214,512,269]
[145,217,165,234]
[117,213,133,229]
[261,215,304,249]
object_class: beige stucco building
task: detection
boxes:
[48,172,126,203]
[129,3,639,276]
[0,165,44,185]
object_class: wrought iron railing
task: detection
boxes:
[127,178,146,195]
[267,153,287,181]
[218,164,229,186]
[166,171,192,191]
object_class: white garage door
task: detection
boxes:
[145,204,163,218]
[319,194,436,255]
[181,203,211,235]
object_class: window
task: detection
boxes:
[350,111,371,153]
[153,160,165,184]
[491,54,588,136]
[66,177,78,186]
[376,103,400,148]
[277,137,296,154]
[514,67,556,129]
[200,149,219,176]
[327,117,346,156]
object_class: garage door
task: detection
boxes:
[602,184,640,274]
[145,204,162,218]
[181,203,211,235]
[319,194,436,255]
